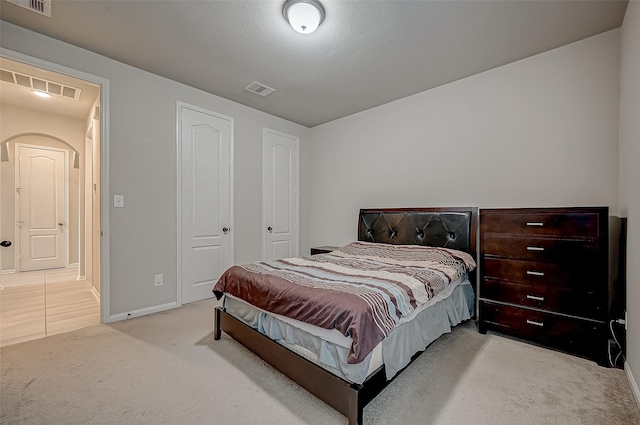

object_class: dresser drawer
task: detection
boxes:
[481,212,600,238]
[481,258,602,289]
[481,278,606,319]
[480,302,607,361]
[482,235,600,264]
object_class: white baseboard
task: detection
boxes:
[109,302,177,322]
[90,285,100,303]
[1,269,16,275]
[69,262,79,267]
[78,274,86,281]
[625,361,640,409]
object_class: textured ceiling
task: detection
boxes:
[0,0,629,127]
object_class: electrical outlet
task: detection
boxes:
[154,274,163,286]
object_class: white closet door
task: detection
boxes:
[180,105,233,304]
[263,128,299,261]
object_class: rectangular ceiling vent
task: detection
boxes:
[6,0,51,17]
[0,68,81,100]
[244,81,275,97]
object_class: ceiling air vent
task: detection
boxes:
[0,68,82,100]
[6,0,51,17]
[0,69,15,84]
[15,73,31,87]
[244,81,275,97]
[62,86,78,99]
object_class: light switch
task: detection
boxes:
[114,195,124,208]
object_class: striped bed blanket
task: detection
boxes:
[213,241,476,364]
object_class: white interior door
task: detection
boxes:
[263,128,299,261]
[180,104,233,304]
[16,145,67,272]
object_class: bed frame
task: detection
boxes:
[214,207,477,425]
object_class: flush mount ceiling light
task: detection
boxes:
[283,0,325,34]
[32,90,51,98]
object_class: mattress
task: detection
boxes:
[223,278,474,384]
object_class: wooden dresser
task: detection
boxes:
[478,207,622,365]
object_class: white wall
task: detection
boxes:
[308,30,621,247]
[619,1,640,403]
[0,22,310,317]
[0,104,85,270]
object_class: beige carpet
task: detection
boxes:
[1,299,639,425]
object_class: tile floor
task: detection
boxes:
[0,265,100,347]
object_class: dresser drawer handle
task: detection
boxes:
[526,295,545,301]
[526,222,544,226]
[526,246,545,251]
[526,271,545,277]
[526,319,544,327]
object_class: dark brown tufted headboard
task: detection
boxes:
[357,207,478,256]
[358,207,478,285]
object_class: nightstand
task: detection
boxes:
[310,246,340,255]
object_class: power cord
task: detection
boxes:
[608,318,626,368]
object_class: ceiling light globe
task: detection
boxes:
[32,90,51,98]
[283,0,325,35]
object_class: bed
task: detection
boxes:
[213,207,478,424]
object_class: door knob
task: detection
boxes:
[59,223,64,226]
[0,241,11,248]
[267,226,273,233]
[222,227,229,234]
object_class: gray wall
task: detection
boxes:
[308,30,620,247]
[619,0,640,401]
[0,22,310,316]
